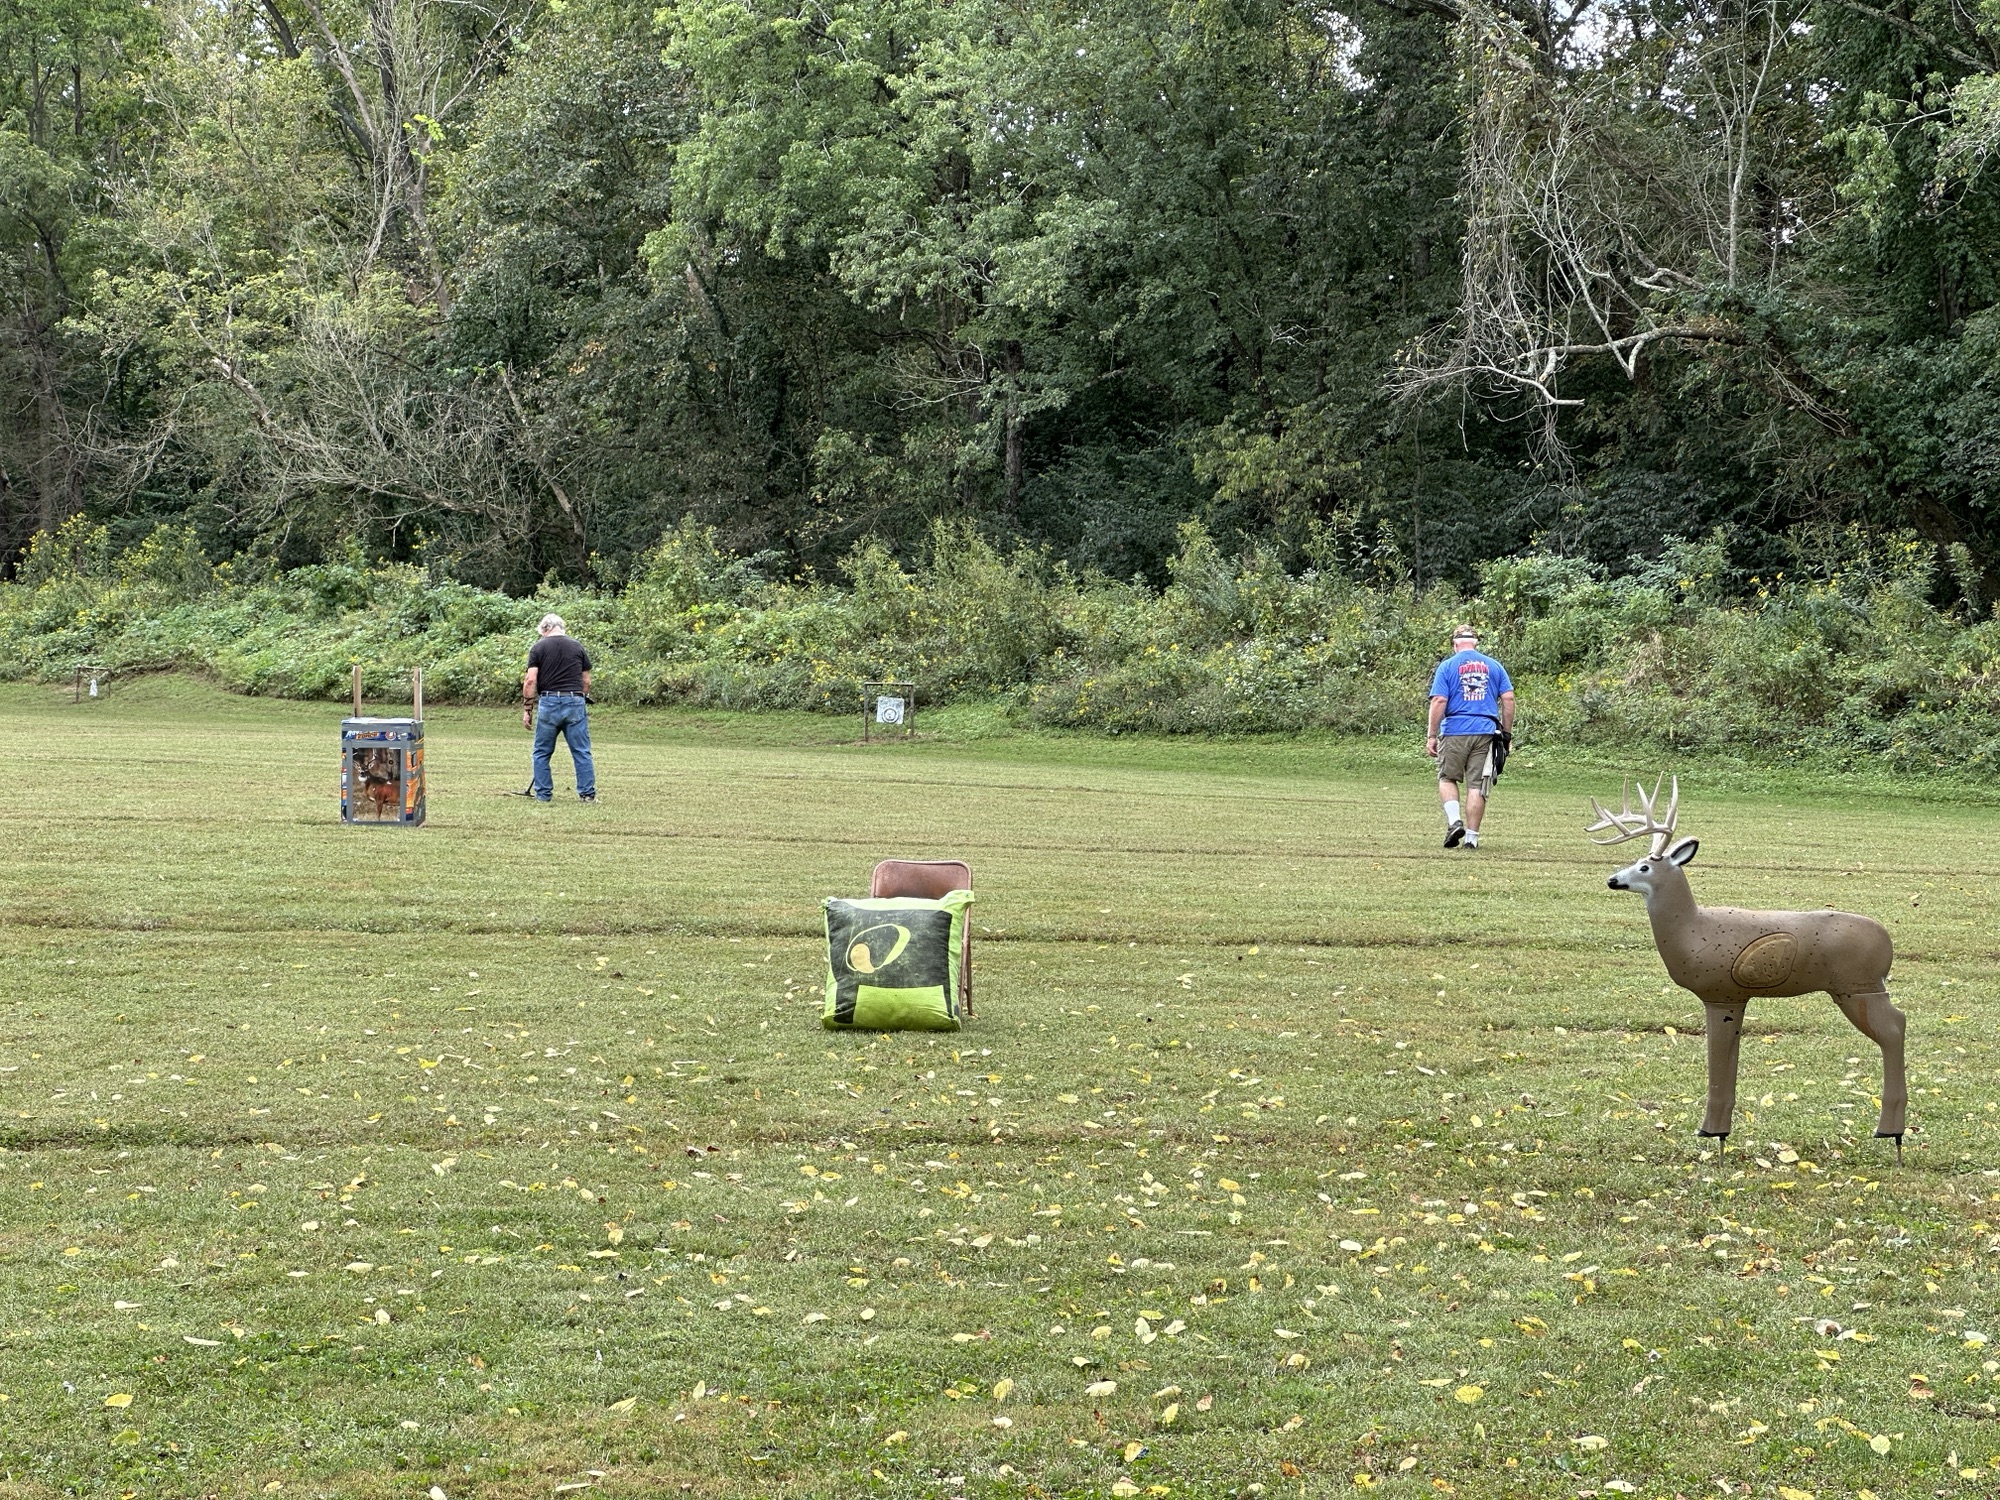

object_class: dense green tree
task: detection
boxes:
[0,0,158,556]
[3,0,1998,591]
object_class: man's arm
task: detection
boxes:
[582,668,591,696]
[1426,695,1447,757]
[522,664,539,728]
[1498,689,1515,734]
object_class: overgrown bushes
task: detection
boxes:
[6,516,2000,769]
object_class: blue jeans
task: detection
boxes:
[531,695,595,799]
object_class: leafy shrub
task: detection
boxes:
[7,519,2000,768]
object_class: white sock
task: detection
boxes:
[1444,799,1462,826]
[1465,830,1479,846]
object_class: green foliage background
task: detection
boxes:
[15,517,2000,769]
[6,0,2000,593]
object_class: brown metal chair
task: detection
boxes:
[870,859,973,1017]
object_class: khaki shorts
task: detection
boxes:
[1437,733,1499,793]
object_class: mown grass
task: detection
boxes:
[3,676,2000,1499]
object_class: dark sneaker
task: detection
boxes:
[579,793,596,803]
[1444,820,1466,848]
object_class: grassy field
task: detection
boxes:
[3,678,2000,1499]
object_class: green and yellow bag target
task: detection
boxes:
[822,892,972,1030]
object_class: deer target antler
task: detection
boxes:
[1585,774,1679,856]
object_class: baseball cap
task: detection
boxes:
[1450,624,1480,643]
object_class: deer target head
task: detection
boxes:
[1606,835,1699,894]
[1587,776,1698,893]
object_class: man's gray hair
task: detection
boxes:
[539,613,566,635]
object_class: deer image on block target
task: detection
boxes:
[1587,777,1908,1156]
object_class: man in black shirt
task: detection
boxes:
[515,614,596,802]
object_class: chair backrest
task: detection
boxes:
[870,859,972,900]
[869,859,974,1016]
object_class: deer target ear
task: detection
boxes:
[1665,837,1698,866]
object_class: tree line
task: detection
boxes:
[4,0,1998,592]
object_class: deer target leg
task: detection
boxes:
[1835,991,1908,1146]
[1699,1003,1744,1140]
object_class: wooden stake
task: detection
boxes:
[352,664,362,718]
[412,667,424,721]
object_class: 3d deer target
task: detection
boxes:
[1588,777,1908,1155]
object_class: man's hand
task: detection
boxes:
[522,703,534,731]
[1425,735,1440,758]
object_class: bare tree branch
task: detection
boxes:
[1397,0,1843,448]
[498,363,587,541]
[1817,0,1993,72]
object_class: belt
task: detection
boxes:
[540,692,585,700]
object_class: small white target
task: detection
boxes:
[875,695,906,725]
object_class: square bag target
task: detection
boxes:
[821,892,973,1030]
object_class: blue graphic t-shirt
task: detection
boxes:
[1429,649,1512,735]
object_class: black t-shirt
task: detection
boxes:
[527,634,592,696]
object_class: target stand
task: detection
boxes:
[862,680,917,742]
[72,663,109,702]
[342,665,426,826]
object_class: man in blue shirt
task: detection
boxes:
[1426,625,1515,848]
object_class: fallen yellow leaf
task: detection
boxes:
[103,1393,133,1409]
[1454,1385,1483,1404]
